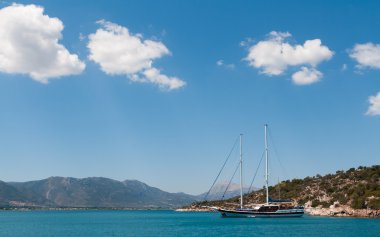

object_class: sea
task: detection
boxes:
[0,210,379,237]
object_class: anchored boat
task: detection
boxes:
[212,124,304,218]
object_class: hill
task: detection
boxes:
[1,177,197,209]
[0,181,28,206]
[188,165,380,217]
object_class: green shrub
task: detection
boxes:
[351,196,366,209]
[311,200,321,207]
[368,199,380,210]
[321,201,330,208]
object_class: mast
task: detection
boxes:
[239,133,243,209]
[264,124,269,204]
[278,177,281,200]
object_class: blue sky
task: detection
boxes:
[0,0,379,194]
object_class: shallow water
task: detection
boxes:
[0,210,379,237]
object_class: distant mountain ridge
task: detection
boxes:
[197,181,254,201]
[0,177,197,209]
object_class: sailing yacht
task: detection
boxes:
[213,124,304,218]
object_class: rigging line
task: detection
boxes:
[203,135,239,201]
[267,127,288,177]
[221,161,240,200]
[248,150,265,194]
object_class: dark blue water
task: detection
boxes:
[0,210,379,237]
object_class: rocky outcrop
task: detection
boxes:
[176,208,211,212]
[305,201,380,218]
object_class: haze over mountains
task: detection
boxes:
[198,181,253,201]
[0,177,259,209]
[0,177,198,209]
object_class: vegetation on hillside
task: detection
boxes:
[194,165,380,210]
[1,177,196,209]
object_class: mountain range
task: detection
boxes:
[0,177,259,209]
[0,177,197,209]
[197,181,253,201]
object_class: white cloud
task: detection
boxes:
[216,60,224,66]
[79,33,86,41]
[142,68,185,90]
[0,4,85,83]
[216,59,235,69]
[87,20,185,91]
[239,37,254,47]
[366,92,380,116]
[244,31,333,84]
[349,43,380,69]
[350,44,380,117]
[291,67,322,85]
[268,31,291,42]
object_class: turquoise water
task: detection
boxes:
[0,210,379,237]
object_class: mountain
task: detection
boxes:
[197,181,254,201]
[1,177,197,209]
[189,165,380,216]
[0,181,27,206]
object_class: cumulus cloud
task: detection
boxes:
[349,43,380,69]
[125,67,185,90]
[0,3,85,83]
[366,92,380,116]
[239,37,254,47]
[79,33,86,41]
[349,43,380,116]
[244,31,333,85]
[87,20,185,91]
[291,67,323,85]
[216,60,235,69]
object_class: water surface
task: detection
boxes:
[0,210,379,237]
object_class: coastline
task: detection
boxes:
[175,207,212,212]
[2,206,379,218]
[0,207,174,211]
[175,205,380,218]
[305,206,380,218]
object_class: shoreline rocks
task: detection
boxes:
[177,202,380,218]
[305,207,380,218]
[305,202,380,218]
[175,208,212,212]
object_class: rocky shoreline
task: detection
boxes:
[175,208,211,212]
[3,205,378,217]
[305,207,380,218]
[176,203,380,218]
[0,207,172,211]
[305,203,380,218]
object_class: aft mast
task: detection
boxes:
[239,133,243,209]
[264,124,269,204]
